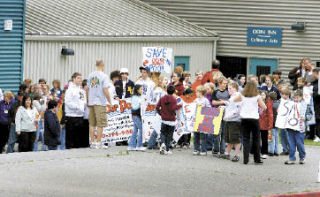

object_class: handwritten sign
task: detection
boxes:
[247,27,282,47]
[142,47,172,73]
[193,106,224,135]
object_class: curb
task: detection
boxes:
[263,191,320,197]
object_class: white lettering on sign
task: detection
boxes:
[253,29,265,34]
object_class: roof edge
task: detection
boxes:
[25,35,220,42]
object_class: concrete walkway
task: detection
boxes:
[0,146,320,197]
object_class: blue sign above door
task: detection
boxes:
[247,27,282,47]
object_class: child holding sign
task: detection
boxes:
[193,86,211,156]
[285,90,307,165]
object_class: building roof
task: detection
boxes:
[25,0,218,39]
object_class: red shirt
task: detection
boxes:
[259,100,274,130]
[169,81,185,96]
[201,69,220,85]
[156,95,181,121]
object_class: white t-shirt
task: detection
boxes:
[240,94,260,120]
[88,71,111,106]
[224,92,241,122]
[195,97,211,107]
[150,87,166,104]
[135,77,155,103]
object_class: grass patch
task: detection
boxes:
[304,139,320,146]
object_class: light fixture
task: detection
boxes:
[291,22,305,31]
[61,46,74,56]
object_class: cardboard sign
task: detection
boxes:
[142,47,172,73]
[193,106,224,135]
[275,99,293,129]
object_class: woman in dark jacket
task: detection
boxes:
[44,100,60,150]
[0,91,15,153]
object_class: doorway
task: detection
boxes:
[217,56,247,79]
[174,56,190,71]
[249,58,278,77]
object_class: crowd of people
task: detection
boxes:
[0,58,319,165]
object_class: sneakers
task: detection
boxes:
[299,158,306,164]
[220,154,230,160]
[261,154,268,159]
[136,147,146,152]
[274,153,279,157]
[99,143,108,149]
[127,146,136,151]
[212,151,219,157]
[160,143,166,155]
[90,142,98,149]
[254,160,263,165]
[284,160,295,165]
[193,150,200,156]
[231,155,240,162]
[165,150,173,155]
[200,152,207,156]
[313,136,320,142]
[268,153,274,157]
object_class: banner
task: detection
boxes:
[142,47,172,73]
[102,100,134,143]
[142,104,161,141]
[193,106,224,135]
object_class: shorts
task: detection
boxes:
[89,105,107,128]
[224,121,241,144]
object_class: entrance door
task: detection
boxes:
[174,56,190,71]
[249,58,278,77]
[217,56,247,79]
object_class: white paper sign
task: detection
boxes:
[275,99,293,129]
[142,47,172,73]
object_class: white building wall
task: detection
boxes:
[24,40,213,85]
[142,0,320,79]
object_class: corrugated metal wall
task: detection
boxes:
[24,40,213,85]
[142,0,320,79]
[0,0,25,92]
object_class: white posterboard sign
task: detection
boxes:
[142,47,172,73]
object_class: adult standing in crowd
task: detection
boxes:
[135,66,155,103]
[115,68,135,99]
[312,68,320,141]
[50,80,62,99]
[15,95,40,152]
[44,100,60,150]
[109,70,121,102]
[7,91,24,153]
[87,60,112,149]
[202,60,220,84]
[288,58,313,90]
[65,72,87,149]
[237,74,246,92]
[234,81,267,164]
[0,91,15,153]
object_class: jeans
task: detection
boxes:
[242,119,261,163]
[213,120,225,154]
[268,128,279,154]
[147,130,158,149]
[6,125,17,153]
[58,126,66,150]
[194,132,207,152]
[280,129,290,153]
[33,120,47,151]
[206,134,214,150]
[129,116,143,148]
[287,129,306,161]
[160,123,175,151]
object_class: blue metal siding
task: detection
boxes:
[0,0,25,92]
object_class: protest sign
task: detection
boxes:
[102,100,134,143]
[275,99,293,129]
[193,106,224,135]
[142,47,172,73]
[142,104,160,141]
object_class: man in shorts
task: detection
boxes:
[87,60,112,149]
